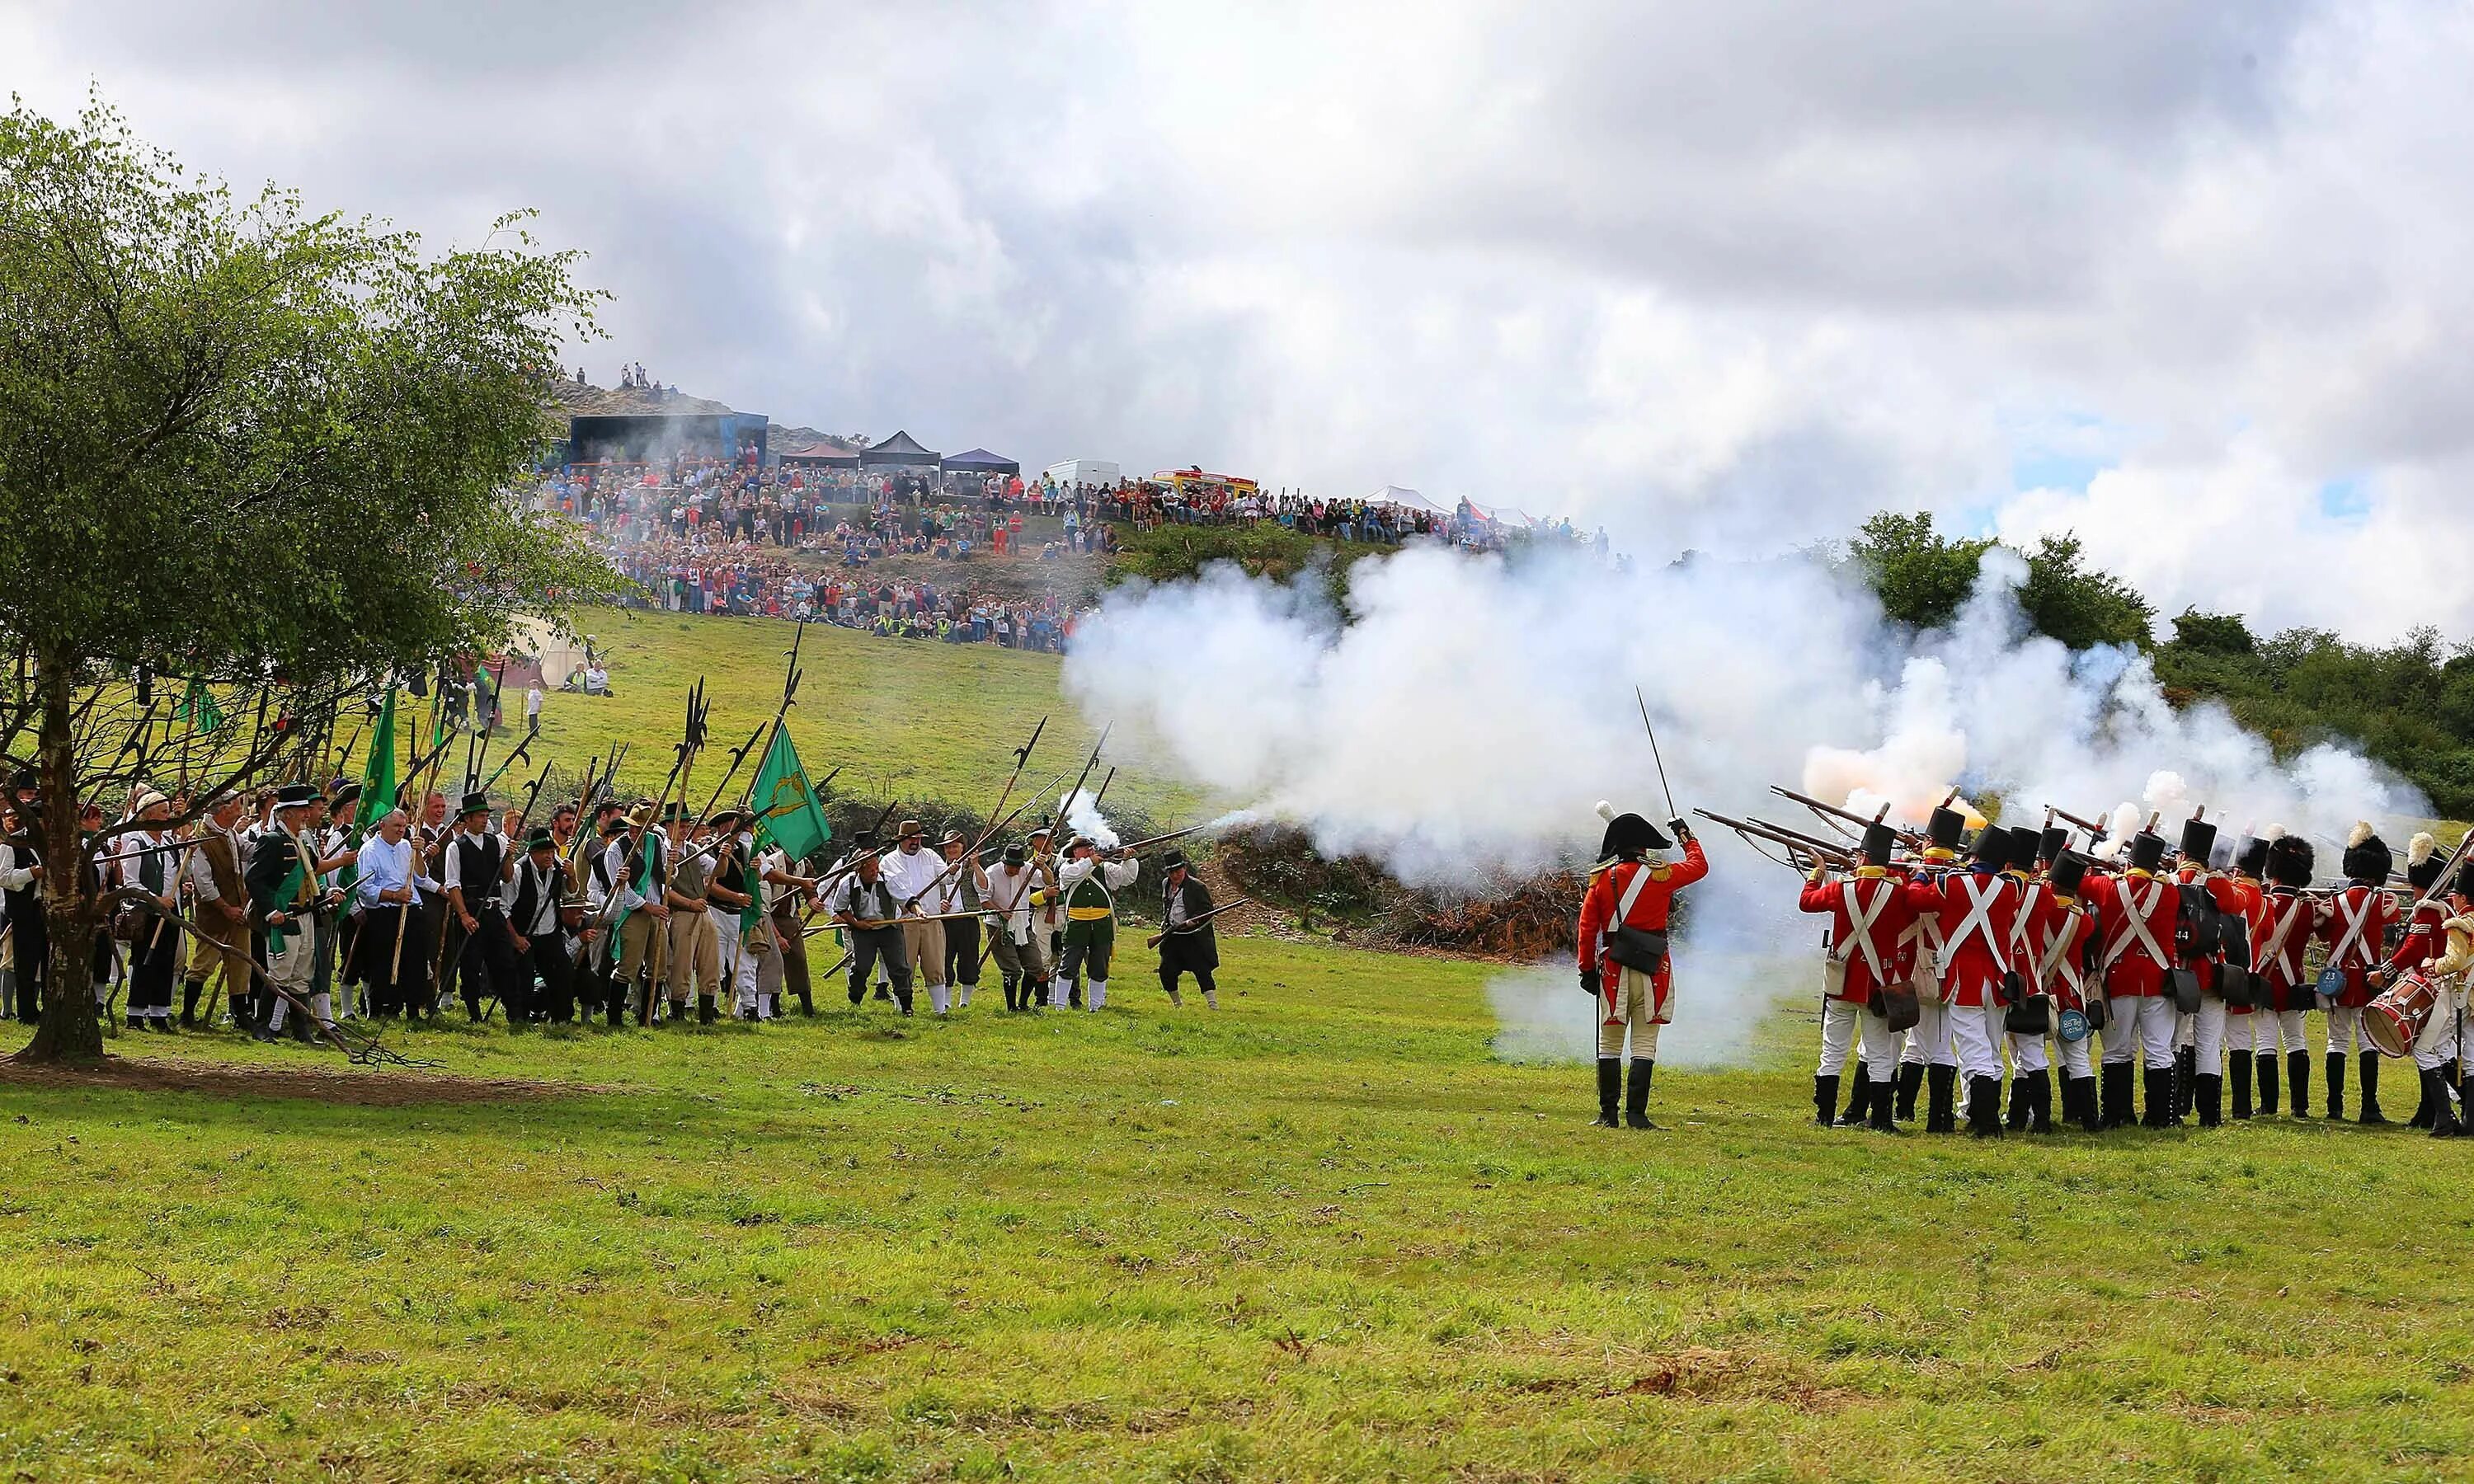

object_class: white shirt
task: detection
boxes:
[602,833,662,917]
[827,871,901,924]
[984,862,1045,943]
[440,827,506,894]
[182,823,242,902]
[878,845,944,909]
[506,859,561,937]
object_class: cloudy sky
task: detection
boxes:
[9,0,2472,640]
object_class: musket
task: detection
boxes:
[1747,815,1867,861]
[1145,896,1256,950]
[1693,808,1853,870]
[1108,822,1211,857]
[897,719,1052,912]
[1770,785,1923,848]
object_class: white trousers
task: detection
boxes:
[2008,1030,2050,1074]
[2221,1008,2269,1055]
[1900,999,1955,1067]
[2100,995,2177,1070]
[2193,998,2228,1072]
[2255,1007,2308,1054]
[2175,1009,2196,1051]
[2412,1002,2460,1072]
[1818,999,1900,1082]
[1948,1004,2003,1080]
[2324,1002,2363,1056]
[2055,1031,2094,1078]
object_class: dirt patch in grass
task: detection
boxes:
[0,1054,593,1106]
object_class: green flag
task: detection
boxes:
[336,691,398,896]
[749,723,831,864]
[176,679,225,735]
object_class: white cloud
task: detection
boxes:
[7,0,2473,638]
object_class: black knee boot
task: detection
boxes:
[1895,1061,1924,1122]
[797,987,815,1017]
[2288,1049,2312,1117]
[2006,1073,2032,1132]
[1839,1068,1870,1127]
[2231,1051,2253,1120]
[2324,1050,2346,1120]
[698,993,718,1026]
[2255,1051,2278,1115]
[1592,1059,1621,1128]
[1926,1064,1957,1134]
[1625,1059,1656,1129]
[2427,1068,2461,1138]
[2411,1064,2436,1128]
[2067,1075,2100,1132]
[1813,1073,1840,1128]
[2196,1073,2222,1128]
[2100,1062,2133,1128]
[2358,1050,2385,1125]
[2027,1070,2054,1134]
[180,979,202,1029]
[2175,1045,2196,1117]
[2141,1068,2171,1128]
[1869,1073,1898,1132]
[1968,1076,2004,1138]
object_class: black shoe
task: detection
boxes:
[2230,1051,2253,1120]
[2027,1070,2055,1134]
[2142,1068,2172,1128]
[2325,1050,2346,1121]
[2358,1050,2386,1125]
[2288,1050,2312,1118]
[797,992,815,1017]
[698,993,718,1026]
[1592,1059,1621,1128]
[1895,1061,1925,1122]
[1813,1073,1840,1129]
[2195,1073,2222,1128]
[1967,1076,2004,1138]
[1625,1059,1656,1129]
[1926,1064,1957,1134]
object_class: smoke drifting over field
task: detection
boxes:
[1065,542,2427,1064]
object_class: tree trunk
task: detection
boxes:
[13,659,106,1066]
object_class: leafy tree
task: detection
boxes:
[2015,534,2153,648]
[1845,512,1992,632]
[2171,607,2255,655]
[0,98,619,1064]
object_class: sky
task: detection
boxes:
[8,0,2474,641]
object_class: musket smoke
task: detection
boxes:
[1064,540,2429,1065]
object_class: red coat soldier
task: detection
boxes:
[2082,829,2182,1127]
[1576,804,1708,1129]
[1903,825,2020,1137]
[1798,821,1916,1132]
[2316,824,2395,1122]
[2255,834,2319,1117]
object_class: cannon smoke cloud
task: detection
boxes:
[1064,541,2429,1065]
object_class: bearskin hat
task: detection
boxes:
[1594,801,1669,860]
[2178,815,2218,866]
[2267,834,2316,890]
[2455,858,2474,903]
[2234,835,2272,881]
[1860,821,1897,866]
[2128,831,2167,873]
[2406,832,2445,892]
[2049,851,2090,898]
[2340,822,2392,885]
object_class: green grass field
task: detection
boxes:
[528,607,1193,822]
[6,941,2473,1482]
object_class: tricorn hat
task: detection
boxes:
[1860,822,1897,866]
[2049,851,2091,898]
[1594,801,1669,860]
[457,791,492,819]
[2406,831,2445,892]
[2268,834,2316,890]
[2340,822,2392,885]
[2178,815,2218,866]
[2128,831,2167,873]
[1926,805,1966,854]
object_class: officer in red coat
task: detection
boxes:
[1905,824,2022,1137]
[1576,803,1708,1129]
[1799,821,1915,1133]
[2317,824,2395,1123]
[2083,829,2183,1128]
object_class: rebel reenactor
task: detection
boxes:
[935,829,990,1012]
[180,794,252,1031]
[244,782,341,1042]
[2317,823,2395,1122]
[1895,804,1967,1134]
[2086,825,2186,1126]
[1053,834,1140,1012]
[1576,804,1709,1130]
[662,804,722,1025]
[581,806,629,1023]
[604,801,672,1026]
[703,810,755,1022]
[984,842,1052,1011]
[506,827,569,1025]
[109,787,182,1031]
[1905,824,2022,1139]
[548,801,586,894]
[351,807,435,1021]
[1,795,43,1026]
[2222,833,2276,1119]
[1028,819,1065,965]
[414,790,451,1017]
[825,848,914,1014]
[1797,820,1915,1133]
[1155,852,1221,1009]
[878,820,951,1009]
[2389,833,2451,1128]
[754,839,816,1017]
[442,791,520,1026]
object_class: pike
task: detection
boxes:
[896,716,1052,912]
[1056,723,1112,833]
[1145,896,1255,950]
[479,730,535,795]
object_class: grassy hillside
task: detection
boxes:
[527,606,1195,822]
[5,939,2473,1481]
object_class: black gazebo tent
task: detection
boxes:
[860,430,942,467]
[942,447,1019,476]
